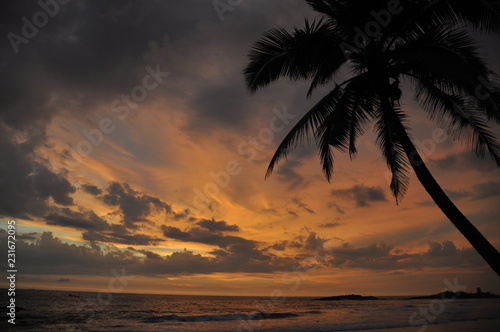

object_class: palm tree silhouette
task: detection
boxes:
[244,0,500,275]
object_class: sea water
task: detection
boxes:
[1,289,499,331]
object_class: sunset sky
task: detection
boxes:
[1,0,499,297]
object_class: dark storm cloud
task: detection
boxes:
[127,247,162,260]
[36,180,199,246]
[267,230,330,254]
[0,0,249,223]
[17,232,41,241]
[140,250,162,260]
[0,0,317,230]
[332,184,387,207]
[196,218,240,232]
[0,230,291,276]
[0,126,75,220]
[82,223,164,246]
[40,181,174,246]
[45,207,110,231]
[0,0,185,225]
[303,231,328,251]
[269,241,288,251]
[81,184,102,196]
[101,182,172,228]
[0,230,138,275]
[0,228,487,276]
[161,225,253,249]
[0,1,173,130]
[1,0,267,137]
[161,225,192,241]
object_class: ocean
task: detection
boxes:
[1,289,499,331]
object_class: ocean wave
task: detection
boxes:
[142,312,298,323]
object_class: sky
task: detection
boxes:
[0,0,499,297]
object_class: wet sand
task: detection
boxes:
[370,318,500,332]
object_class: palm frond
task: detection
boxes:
[431,0,500,33]
[314,75,375,179]
[413,79,500,166]
[394,25,500,123]
[392,26,488,91]
[244,19,346,95]
[374,103,411,203]
[265,84,344,178]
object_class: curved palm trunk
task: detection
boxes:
[396,124,500,276]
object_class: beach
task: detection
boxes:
[373,318,500,332]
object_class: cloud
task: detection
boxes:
[42,201,165,246]
[426,240,458,256]
[17,232,40,241]
[196,218,240,232]
[0,126,75,220]
[326,241,484,270]
[416,188,472,206]
[128,247,162,260]
[81,184,102,196]
[416,183,498,206]
[57,278,71,282]
[303,231,328,251]
[161,225,192,241]
[332,185,387,207]
[429,151,498,173]
[161,225,253,249]
[269,241,288,251]
[101,182,172,229]
[318,222,342,228]
[44,208,110,231]
[0,230,136,275]
[275,160,308,191]
[291,198,315,214]
[471,181,500,200]
[267,230,330,257]
[0,230,291,276]
[82,223,164,246]
[0,228,487,277]
[328,202,345,214]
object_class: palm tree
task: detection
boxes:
[244,0,500,275]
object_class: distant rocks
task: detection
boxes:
[313,294,379,301]
[411,291,500,300]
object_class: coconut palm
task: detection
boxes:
[244,0,500,275]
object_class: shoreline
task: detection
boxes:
[363,318,500,332]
